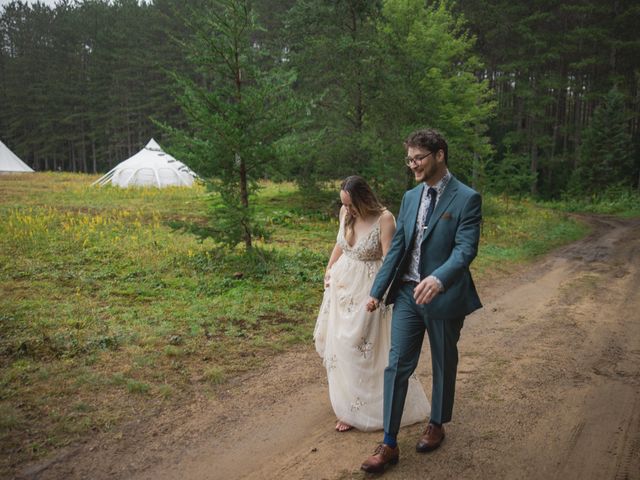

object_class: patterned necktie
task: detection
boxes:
[423,187,437,229]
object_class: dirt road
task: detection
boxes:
[19,215,640,480]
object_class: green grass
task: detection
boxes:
[473,195,590,275]
[542,186,640,217]
[0,172,589,473]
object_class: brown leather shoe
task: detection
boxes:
[416,423,445,452]
[360,443,399,473]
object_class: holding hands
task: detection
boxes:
[366,274,442,312]
[366,297,380,312]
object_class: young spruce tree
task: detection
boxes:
[163,0,297,250]
[571,87,635,195]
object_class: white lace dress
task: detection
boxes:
[314,215,430,431]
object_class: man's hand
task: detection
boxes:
[414,275,442,305]
[366,297,380,312]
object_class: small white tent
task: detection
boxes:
[0,140,34,173]
[93,139,197,188]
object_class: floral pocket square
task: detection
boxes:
[441,212,453,220]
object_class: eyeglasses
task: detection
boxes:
[404,151,434,167]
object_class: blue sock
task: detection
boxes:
[383,432,397,448]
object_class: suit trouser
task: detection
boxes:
[383,283,464,436]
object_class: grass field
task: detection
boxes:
[0,172,589,472]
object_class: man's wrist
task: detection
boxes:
[428,275,444,292]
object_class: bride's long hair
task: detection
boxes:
[341,176,385,243]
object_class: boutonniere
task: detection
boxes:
[441,212,453,220]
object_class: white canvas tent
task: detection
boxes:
[93,139,197,188]
[0,140,34,173]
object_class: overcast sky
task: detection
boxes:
[1,0,72,7]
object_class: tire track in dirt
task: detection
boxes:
[499,216,640,480]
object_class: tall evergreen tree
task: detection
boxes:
[571,86,635,194]
[284,0,384,184]
[283,0,493,204]
[455,0,640,196]
[371,0,494,195]
[0,0,191,173]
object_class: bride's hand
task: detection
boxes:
[366,297,380,312]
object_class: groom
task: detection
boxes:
[361,129,482,473]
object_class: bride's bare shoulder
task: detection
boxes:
[379,209,396,228]
[380,208,395,221]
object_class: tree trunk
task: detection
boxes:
[530,133,538,195]
[472,151,479,190]
[234,38,251,250]
[81,125,88,173]
[528,97,538,196]
[92,139,97,174]
[70,143,76,172]
[127,108,133,157]
[238,153,252,250]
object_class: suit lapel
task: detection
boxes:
[404,185,423,248]
[421,176,458,244]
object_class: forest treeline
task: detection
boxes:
[1,0,639,202]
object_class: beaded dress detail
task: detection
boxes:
[314,213,430,431]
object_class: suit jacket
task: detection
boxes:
[370,175,482,319]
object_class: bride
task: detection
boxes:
[314,176,430,432]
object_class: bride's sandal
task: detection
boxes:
[335,420,354,432]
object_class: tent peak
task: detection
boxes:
[145,139,163,151]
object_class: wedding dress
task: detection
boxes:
[314,214,430,431]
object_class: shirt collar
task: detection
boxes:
[424,169,451,197]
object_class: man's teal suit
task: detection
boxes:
[370,175,482,434]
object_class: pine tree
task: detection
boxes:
[162,0,298,250]
[571,86,635,194]
[370,0,494,198]
[284,0,383,184]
